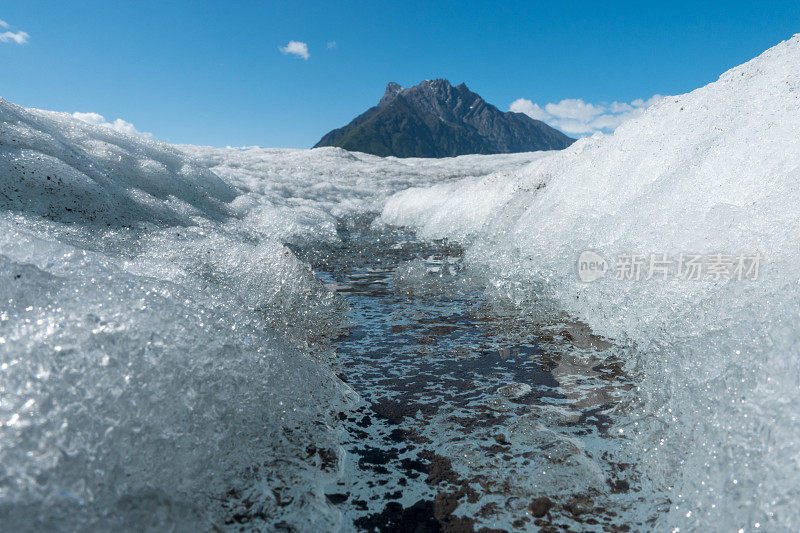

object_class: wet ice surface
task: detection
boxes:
[293,217,663,532]
[5,36,800,530]
[0,97,552,530]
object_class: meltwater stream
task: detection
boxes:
[292,216,662,532]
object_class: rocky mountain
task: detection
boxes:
[314,79,575,157]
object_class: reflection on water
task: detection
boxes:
[292,216,661,532]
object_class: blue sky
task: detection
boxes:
[1,1,798,147]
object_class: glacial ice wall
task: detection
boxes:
[382,35,800,531]
[0,99,356,530]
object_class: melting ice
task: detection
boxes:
[3,33,800,532]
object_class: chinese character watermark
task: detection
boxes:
[577,251,761,282]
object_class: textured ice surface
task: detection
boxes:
[0,98,542,530]
[383,35,800,531]
[179,144,546,245]
[7,33,799,530]
[0,99,357,530]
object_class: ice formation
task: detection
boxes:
[382,35,800,530]
[0,99,539,530]
[4,33,800,532]
[178,144,545,245]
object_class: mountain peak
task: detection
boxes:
[315,79,574,157]
[408,78,462,97]
[379,82,403,106]
[423,78,453,88]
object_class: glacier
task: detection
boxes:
[383,35,800,530]
[0,99,540,530]
[2,33,800,532]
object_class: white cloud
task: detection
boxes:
[0,19,28,44]
[326,41,337,49]
[73,112,153,139]
[510,94,665,136]
[509,99,548,120]
[544,99,605,122]
[0,30,29,44]
[609,101,634,113]
[279,40,309,60]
